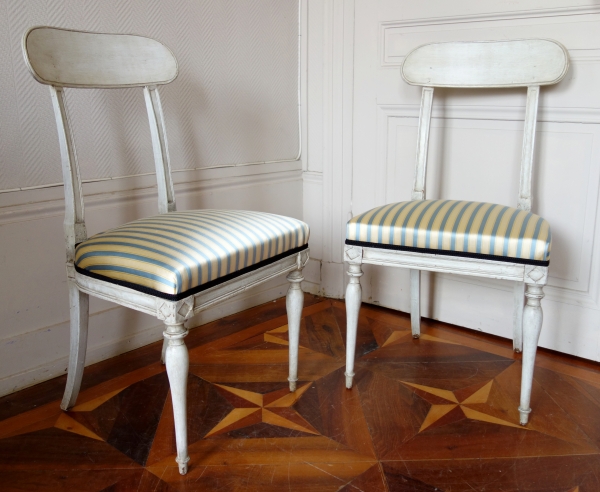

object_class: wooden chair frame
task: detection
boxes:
[343,39,569,426]
[23,26,309,474]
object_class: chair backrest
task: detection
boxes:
[400,39,569,211]
[22,26,179,262]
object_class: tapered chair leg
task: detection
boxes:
[286,268,304,392]
[518,283,544,425]
[61,281,89,411]
[513,281,525,353]
[161,338,168,364]
[345,264,363,389]
[410,269,421,339]
[164,322,190,475]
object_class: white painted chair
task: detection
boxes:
[22,26,309,474]
[343,39,569,425]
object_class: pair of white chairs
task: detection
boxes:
[24,26,566,474]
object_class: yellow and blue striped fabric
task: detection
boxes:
[346,200,550,265]
[75,209,309,299]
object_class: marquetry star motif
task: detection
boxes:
[402,380,526,432]
[263,324,292,346]
[205,382,319,438]
[262,324,311,350]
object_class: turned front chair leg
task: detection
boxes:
[164,322,190,475]
[512,281,525,353]
[61,281,89,411]
[410,269,421,339]
[518,283,544,425]
[286,267,304,392]
[345,264,363,389]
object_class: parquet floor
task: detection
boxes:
[1,295,600,491]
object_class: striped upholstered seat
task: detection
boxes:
[346,200,550,265]
[75,209,309,300]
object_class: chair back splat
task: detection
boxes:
[401,39,569,211]
[22,26,179,260]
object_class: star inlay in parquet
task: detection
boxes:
[402,379,525,432]
[205,382,320,437]
[2,297,599,491]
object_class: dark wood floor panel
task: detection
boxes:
[1,294,599,491]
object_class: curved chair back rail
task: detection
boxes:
[402,39,569,88]
[23,26,178,88]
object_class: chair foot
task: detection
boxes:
[288,378,298,392]
[345,372,354,389]
[413,334,420,339]
[518,406,531,425]
[514,348,521,354]
[177,456,190,475]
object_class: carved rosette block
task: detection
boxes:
[157,296,195,324]
[344,245,363,264]
[524,265,548,285]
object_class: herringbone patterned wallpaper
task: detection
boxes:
[0,0,299,191]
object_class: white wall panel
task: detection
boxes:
[0,0,299,191]
[305,0,600,360]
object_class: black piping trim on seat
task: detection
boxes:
[345,240,549,267]
[75,245,309,302]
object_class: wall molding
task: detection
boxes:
[0,167,303,226]
[380,7,600,67]
[380,5,600,30]
[302,170,323,184]
[377,103,600,125]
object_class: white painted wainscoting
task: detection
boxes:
[303,0,600,361]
